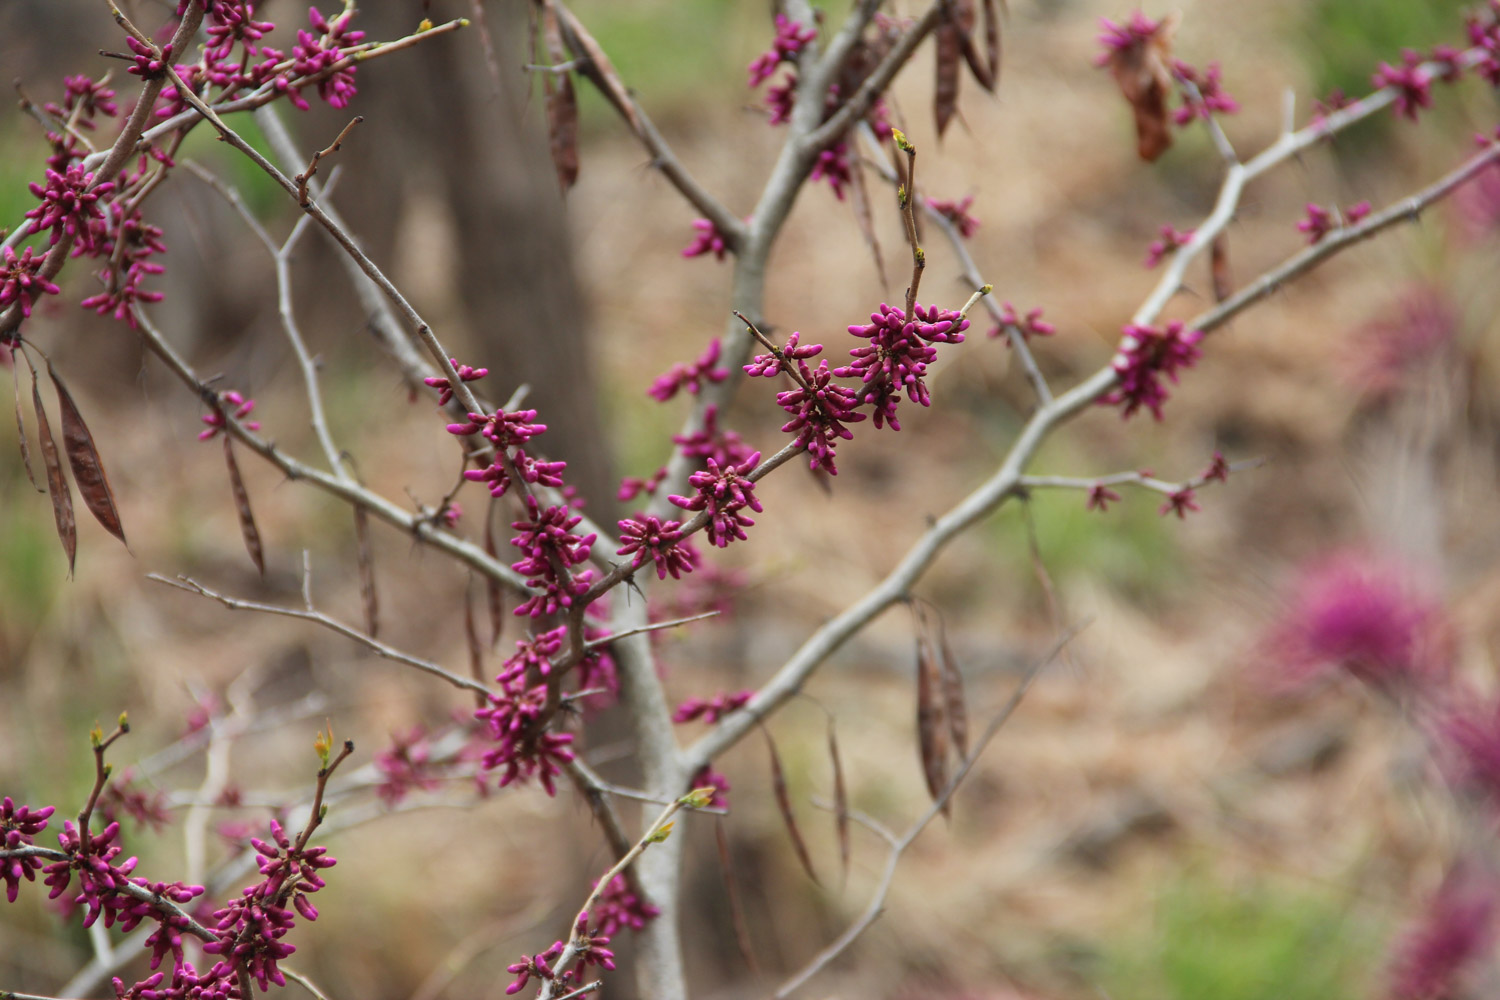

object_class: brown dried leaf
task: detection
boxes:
[223,436,264,575]
[48,362,125,546]
[1102,12,1178,161]
[32,371,75,575]
[938,626,970,759]
[484,500,504,648]
[933,19,963,137]
[763,726,819,885]
[828,718,850,884]
[954,0,998,93]
[847,155,888,286]
[916,629,950,813]
[1211,233,1232,302]
[541,3,579,192]
[552,0,641,134]
[12,362,40,493]
[714,818,760,974]
[354,506,379,637]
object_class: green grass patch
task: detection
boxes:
[1101,874,1380,1000]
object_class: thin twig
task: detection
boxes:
[294,116,363,206]
[774,623,1086,998]
[150,574,492,696]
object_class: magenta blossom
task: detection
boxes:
[926,195,980,238]
[747,14,816,88]
[0,246,61,319]
[617,514,699,581]
[1101,321,1203,420]
[1,797,55,903]
[1094,11,1165,64]
[1373,50,1434,121]
[669,450,762,548]
[1297,200,1370,244]
[199,391,261,440]
[837,301,970,429]
[1265,550,1451,696]
[1171,60,1239,124]
[593,875,660,935]
[775,359,864,473]
[1086,482,1122,512]
[989,302,1055,342]
[745,331,822,378]
[1144,224,1195,268]
[375,727,442,805]
[681,218,732,261]
[648,338,730,402]
[424,358,488,406]
[673,689,752,724]
[1388,865,1497,1000]
[25,164,114,254]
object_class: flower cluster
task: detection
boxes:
[1144,224,1195,268]
[1373,50,1435,121]
[1170,60,1239,123]
[0,246,60,320]
[672,404,758,471]
[836,301,970,430]
[204,818,335,991]
[745,331,822,378]
[747,14,817,87]
[989,302,1055,343]
[25,163,114,255]
[672,689,752,724]
[1467,3,1500,86]
[647,338,730,402]
[1101,321,1203,420]
[475,676,577,795]
[1296,200,1371,244]
[681,218,732,261]
[669,450,762,548]
[504,916,617,996]
[101,770,173,832]
[508,497,597,618]
[592,875,660,935]
[616,514,699,581]
[424,358,488,406]
[617,465,668,503]
[926,195,980,239]
[451,408,567,499]
[374,727,442,805]
[774,357,863,473]
[199,391,261,440]
[1387,866,1497,1000]
[1,797,54,902]
[1267,551,1450,695]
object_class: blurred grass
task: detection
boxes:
[1296,0,1473,147]
[1101,874,1380,1000]
[567,0,761,124]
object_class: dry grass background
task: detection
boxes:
[3,1,1500,999]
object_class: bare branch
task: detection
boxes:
[149,574,492,696]
[774,624,1084,997]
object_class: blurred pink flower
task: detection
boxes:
[1388,864,1497,1000]
[1266,550,1451,696]
[1344,286,1455,398]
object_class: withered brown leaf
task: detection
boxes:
[49,361,125,546]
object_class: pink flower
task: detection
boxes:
[1373,51,1433,121]
[925,195,980,239]
[1388,865,1497,1000]
[1101,321,1202,420]
[1265,551,1451,696]
[198,390,260,440]
[1144,224,1194,268]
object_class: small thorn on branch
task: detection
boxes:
[295,116,364,207]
